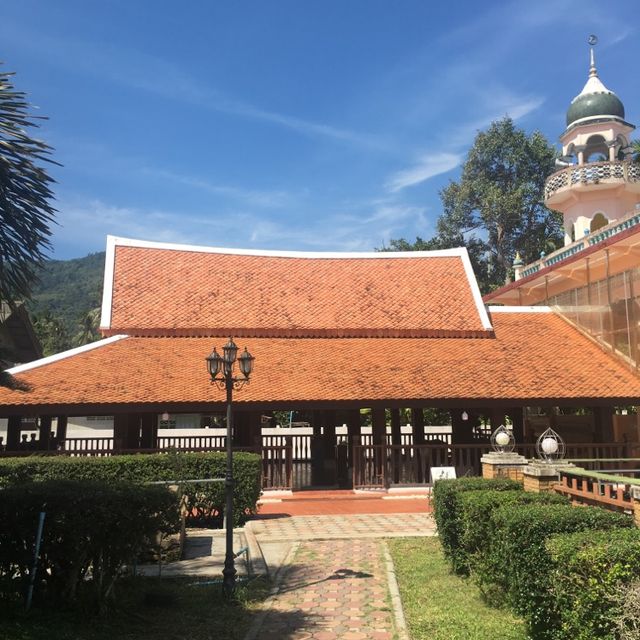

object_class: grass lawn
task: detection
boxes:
[0,576,271,640]
[389,538,526,640]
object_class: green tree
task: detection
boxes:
[0,66,57,306]
[32,311,71,356]
[388,118,562,293]
[73,307,101,347]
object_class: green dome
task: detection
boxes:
[566,90,625,127]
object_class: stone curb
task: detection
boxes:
[382,541,410,640]
[243,522,268,577]
[242,541,300,640]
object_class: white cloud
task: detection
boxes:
[140,167,297,209]
[385,153,461,193]
[0,21,384,150]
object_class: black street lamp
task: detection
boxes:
[206,337,254,598]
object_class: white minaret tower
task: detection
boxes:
[545,36,640,246]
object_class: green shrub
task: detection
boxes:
[432,477,522,574]
[487,503,632,640]
[0,451,261,526]
[546,528,640,640]
[459,489,568,581]
[0,480,180,610]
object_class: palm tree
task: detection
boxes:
[0,66,58,308]
[73,307,101,346]
[630,140,640,164]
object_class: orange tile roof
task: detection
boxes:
[102,238,491,338]
[2,312,639,412]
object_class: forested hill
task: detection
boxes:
[27,252,105,354]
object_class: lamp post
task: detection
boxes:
[206,338,254,598]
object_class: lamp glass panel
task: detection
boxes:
[239,348,254,377]
[223,338,239,364]
[206,349,222,377]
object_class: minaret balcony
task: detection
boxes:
[544,160,640,206]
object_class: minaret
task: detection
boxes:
[544,36,639,246]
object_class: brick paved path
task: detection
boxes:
[248,512,435,541]
[254,539,396,640]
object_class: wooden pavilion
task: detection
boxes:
[1,236,639,488]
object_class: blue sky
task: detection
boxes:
[3,0,639,259]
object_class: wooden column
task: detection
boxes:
[593,406,614,442]
[139,413,158,449]
[39,415,52,450]
[390,408,402,446]
[113,413,141,451]
[412,407,425,445]
[490,408,506,430]
[310,410,324,485]
[6,415,21,451]
[56,416,68,449]
[451,409,473,444]
[371,407,386,484]
[510,408,524,444]
[371,407,386,445]
[346,408,360,456]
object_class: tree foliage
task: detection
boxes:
[387,118,563,293]
[0,67,57,306]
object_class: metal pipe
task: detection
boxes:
[26,511,46,611]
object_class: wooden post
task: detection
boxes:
[510,407,524,444]
[593,406,614,442]
[6,415,21,451]
[390,408,402,445]
[56,416,68,450]
[490,408,506,433]
[345,408,360,472]
[139,413,158,449]
[451,409,473,444]
[412,407,425,445]
[371,407,386,485]
[38,416,52,451]
[113,413,141,451]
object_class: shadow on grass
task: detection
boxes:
[0,576,272,640]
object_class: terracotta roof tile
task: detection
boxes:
[104,243,490,337]
[2,312,639,411]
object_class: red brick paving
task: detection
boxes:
[256,540,396,640]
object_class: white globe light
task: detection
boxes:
[541,437,559,455]
[495,431,510,447]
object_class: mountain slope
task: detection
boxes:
[28,252,105,340]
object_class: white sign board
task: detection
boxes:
[430,466,457,483]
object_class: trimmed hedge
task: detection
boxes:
[0,451,262,526]
[546,528,640,640]
[432,477,522,575]
[487,503,632,640]
[458,489,568,580]
[0,480,180,610]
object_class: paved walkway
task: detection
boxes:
[244,494,436,639]
[246,539,397,640]
[248,512,435,541]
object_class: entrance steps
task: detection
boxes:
[257,487,431,516]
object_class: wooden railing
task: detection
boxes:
[261,443,293,490]
[352,442,636,489]
[554,469,636,513]
[61,437,114,455]
[156,435,225,451]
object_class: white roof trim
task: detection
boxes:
[107,235,469,260]
[488,306,551,313]
[459,248,493,331]
[100,235,117,330]
[6,335,129,375]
